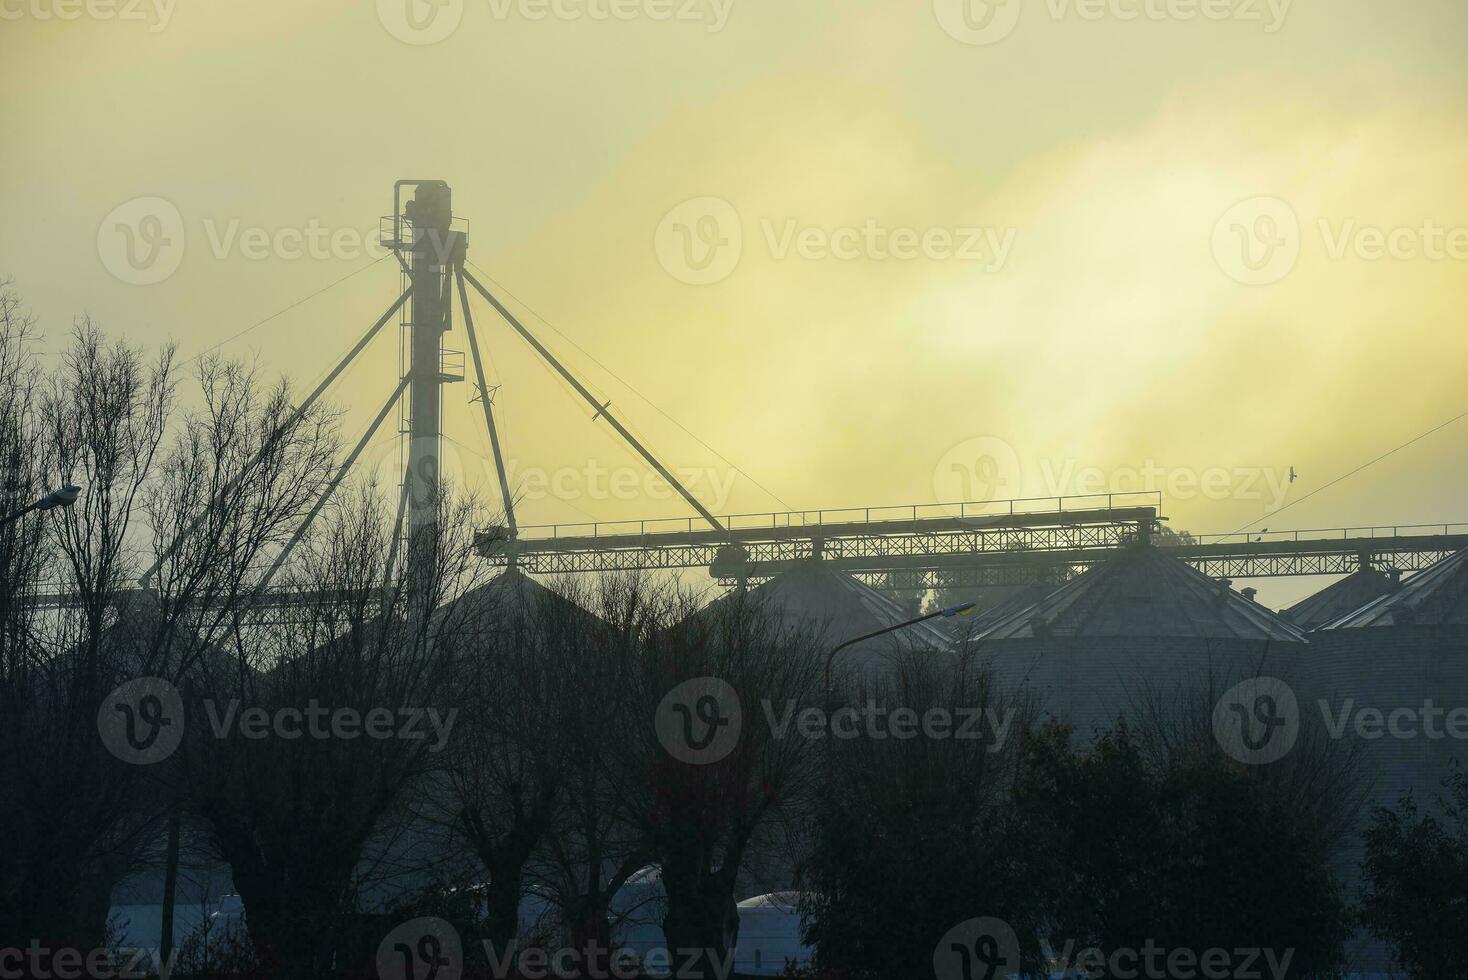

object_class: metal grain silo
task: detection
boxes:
[1309,548,1468,870]
[973,541,1308,741]
[1281,565,1400,631]
[717,560,957,682]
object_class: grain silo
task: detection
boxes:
[973,540,1308,741]
[732,892,815,976]
[951,582,1058,644]
[1309,548,1468,859]
[1281,565,1400,631]
[716,560,957,682]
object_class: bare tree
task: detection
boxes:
[181,486,494,980]
[0,279,69,944]
[1129,672,1370,859]
[615,588,826,980]
[532,574,662,976]
[421,568,583,958]
[1,285,358,958]
[0,316,183,952]
[798,652,1034,979]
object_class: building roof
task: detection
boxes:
[957,583,1061,638]
[1320,548,1468,628]
[728,561,956,652]
[737,892,802,911]
[978,543,1306,642]
[439,567,600,631]
[1282,567,1399,631]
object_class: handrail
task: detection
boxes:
[1188,523,1468,546]
[509,491,1164,542]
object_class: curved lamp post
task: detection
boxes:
[2,484,82,526]
[823,600,977,693]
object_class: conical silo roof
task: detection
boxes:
[960,582,1060,637]
[1320,548,1468,628]
[438,566,603,635]
[729,561,956,653]
[978,543,1305,642]
[1282,567,1399,631]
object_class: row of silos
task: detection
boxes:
[1300,552,1468,926]
[968,541,1310,740]
[108,547,1464,972]
[612,550,1467,977]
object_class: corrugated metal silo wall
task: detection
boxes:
[978,635,1310,742]
[1303,626,1468,881]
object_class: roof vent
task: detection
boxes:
[1241,587,1259,604]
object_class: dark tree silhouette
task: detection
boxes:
[1360,770,1468,980]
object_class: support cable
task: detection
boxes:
[382,479,411,595]
[188,253,393,363]
[256,375,411,595]
[1229,404,1468,538]
[139,288,414,587]
[455,267,517,536]
[467,259,792,512]
[461,267,726,535]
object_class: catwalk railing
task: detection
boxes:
[478,500,1468,589]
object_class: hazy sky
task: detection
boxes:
[4,0,1467,605]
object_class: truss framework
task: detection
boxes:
[484,514,1468,591]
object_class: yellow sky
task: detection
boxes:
[4,0,1468,605]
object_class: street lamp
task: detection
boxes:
[819,600,980,811]
[823,601,977,692]
[2,484,82,526]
